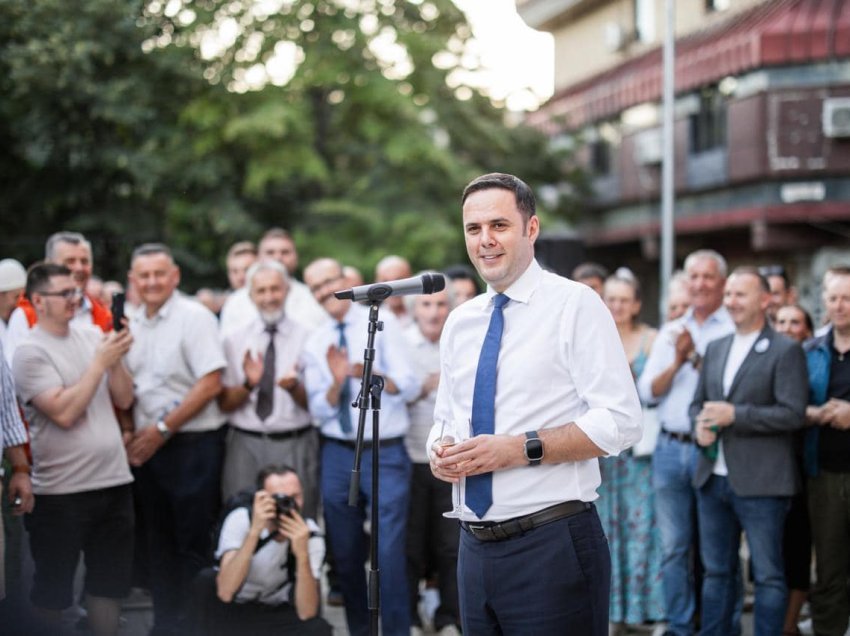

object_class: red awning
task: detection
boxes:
[529,0,850,131]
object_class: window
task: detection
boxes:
[689,87,727,153]
[634,0,655,42]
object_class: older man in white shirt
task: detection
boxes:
[124,243,227,636]
[218,260,319,516]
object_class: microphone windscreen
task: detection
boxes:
[423,273,446,294]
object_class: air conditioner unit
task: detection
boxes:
[823,97,850,138]
[633,128,663,165]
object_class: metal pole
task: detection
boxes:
[660,0,676,319]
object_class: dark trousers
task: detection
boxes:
[133,428,225,635]
[321,438,411,636]
[458,504,610,636]
[406,462,460,630]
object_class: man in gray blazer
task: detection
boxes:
[690,266,808,636]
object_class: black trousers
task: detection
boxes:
[406,462,460,629]
[133,429,225,634]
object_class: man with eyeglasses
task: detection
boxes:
[6,231,113,363]
[301,257,420,636]
[11,263,134,635]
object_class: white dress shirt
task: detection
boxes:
[125,292,226,433]
[637,306,734,433]
[219,280,327,336]
[429,259,642,521]
[301,303,420,441]
[221,314,312,433]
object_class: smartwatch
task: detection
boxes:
[155,420,172,442]
[524,431,544,466]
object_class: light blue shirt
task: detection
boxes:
[301,303,420,440]
[637,305,734,433]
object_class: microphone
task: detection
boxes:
[334,273,446,302]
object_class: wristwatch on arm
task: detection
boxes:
[524,431,544,466]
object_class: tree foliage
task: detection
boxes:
[0,0,584,288]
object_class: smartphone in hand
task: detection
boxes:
[111,292,126,331]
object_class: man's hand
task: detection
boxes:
[95,329,134,370]
[126,425,166,467]
[695,419,718,448]
[697,401,735,429]
[277,368,299,392]
[807,404,828,426]
[432,434,524,479]
[673,328,695,366]
[822,398,850,430]
[8,471,34,515]
[421,372,440,398]
[326,345,350,385]
[278,509,311,560]
[251,490,277,535]
[242,350,264,389]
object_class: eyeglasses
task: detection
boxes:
[38,288,83,300]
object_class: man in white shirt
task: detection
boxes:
[690,267,808,635]
[301,257,420,636]
[430,173,641,635]
[197,465,331,635]
[219,228,325,334]
[218,260,318,515]
[12,263,134,635]
[124,243,227,635]
[636,249,734,636]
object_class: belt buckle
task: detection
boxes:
[466,523,492,541]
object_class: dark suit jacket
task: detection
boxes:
[690,325,808,497]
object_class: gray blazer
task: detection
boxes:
[690,325,808,497]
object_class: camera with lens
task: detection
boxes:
[272,493,298,517]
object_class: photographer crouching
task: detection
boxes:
[195,465,331,635]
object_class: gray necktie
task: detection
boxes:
[255,323,277,420]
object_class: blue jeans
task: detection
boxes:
[652,434,698,636]
[696,475,789,636]
[320,439,411,636]
[459,504,610,635]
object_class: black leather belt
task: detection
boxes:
[461,500,592,542]
[232,424,313,441]
[323,436,404,450]
[661,429,694,444]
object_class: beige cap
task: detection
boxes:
[0,259,26,292]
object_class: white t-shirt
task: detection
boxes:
[12,324,133,495]
[714,330,761,477]
[215,507,324,606]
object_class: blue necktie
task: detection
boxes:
[336,322,353,434]
[467,293,509,518]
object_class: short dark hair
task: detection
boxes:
[259,228,293,245]
[827,265,850,278]
[572,262,609,282]
[226,241,257,261]
[758,264,789,287]
[730,266,770,293]
[25,262,72,301]
[256,464,298,490]
[443,264,482,295]
[461,173,536,220]
[131,243,173,265]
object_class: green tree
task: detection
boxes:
[0,0,583,289]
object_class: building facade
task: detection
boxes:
[520,0,850,322]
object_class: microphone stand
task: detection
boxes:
[348,301,385,636]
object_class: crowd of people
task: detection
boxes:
[0,175,848,636]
